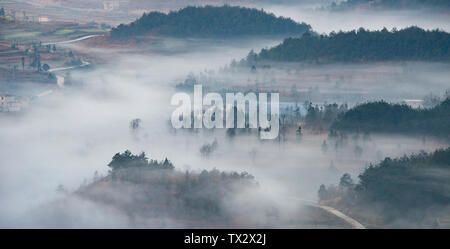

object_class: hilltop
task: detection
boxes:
[330,98,450,137]
[109,5,311,40]
[243,27,450,64]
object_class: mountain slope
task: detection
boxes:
[109,5,311,39]
[330,98,450,136]
[246,27,450,63]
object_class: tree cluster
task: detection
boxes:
[108,150,175,171]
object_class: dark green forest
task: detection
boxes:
[329,0,450,11]
[358,148,450,210]
[319,147,450,226]
[247,27,450,63]
[330,98,450,136]
[109,5,311,39]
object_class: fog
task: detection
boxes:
[1,34,449,228]
[260,4,450,33]
[1,0,450,228]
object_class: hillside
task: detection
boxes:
[319,147,450,228]
[330,98,450,136]
[47,150,353,228]
[245,27,450,64]
[109,5,311,39]
[71,150,260,227]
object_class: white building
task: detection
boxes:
[0,95,30,112]
[402,99,424,109]
[38,16,49,23]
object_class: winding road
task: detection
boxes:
[315,204,365,229]
[289,197,366,229]
[42,34,101,46]
[48,58,90,73]
[40,36,95,89]
[48,57,90,87]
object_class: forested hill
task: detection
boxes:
[109,5,311,39]
[318,147,450,228]
[330,98,450,136]
[247,27,450,63]
[329,0,450,11]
